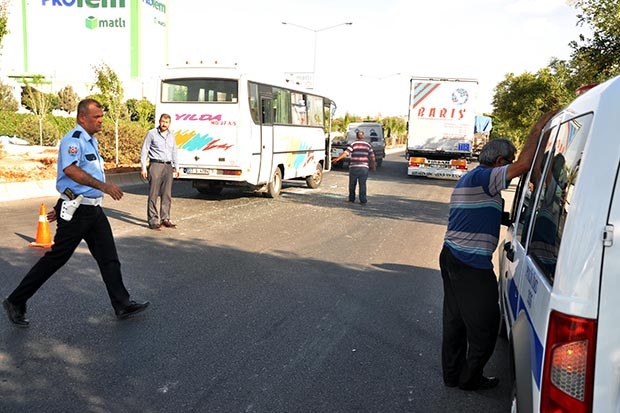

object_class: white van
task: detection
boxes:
[498,75,620,412]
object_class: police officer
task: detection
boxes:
[3,99,150,328]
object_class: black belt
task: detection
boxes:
[150,159,171,164]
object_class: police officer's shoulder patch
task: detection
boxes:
[72,131,81,138]
[68,145,79,155]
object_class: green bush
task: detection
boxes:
[49,114,76,137]
[0,112,27,137]
[96,119,149,165]
[16,115,61,146]
[0,110,148,165]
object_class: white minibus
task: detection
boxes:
[157,63,337,197]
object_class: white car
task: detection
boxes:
[498,75,620,413]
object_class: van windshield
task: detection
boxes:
[347,124,383,142]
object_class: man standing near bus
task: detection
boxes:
[140,114,179,230]
[332,129,376,204]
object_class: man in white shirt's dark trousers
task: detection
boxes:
[140,114,179,230]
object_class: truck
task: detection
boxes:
[406,77,479,179]
[331,121,386,168]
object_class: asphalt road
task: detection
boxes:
[0,152,511,413]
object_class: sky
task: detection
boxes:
[167,0,583,117]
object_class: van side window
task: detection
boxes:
[527,113,593,282]
[515,126,557,244]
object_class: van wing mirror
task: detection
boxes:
[501,211,512,227]
[504,242,515,262]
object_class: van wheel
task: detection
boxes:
[498,313,508,340]
[509,380,518,413]
[266,168,282,198]
[306,163,323,189]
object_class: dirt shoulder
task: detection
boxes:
[0,144,139,183]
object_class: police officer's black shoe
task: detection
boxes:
[3,299,29,328]
[115,300,150,320]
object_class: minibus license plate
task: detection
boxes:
[188,168,215,175]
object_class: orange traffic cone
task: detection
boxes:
[29,203,53,248]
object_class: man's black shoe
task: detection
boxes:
[444,380,458,388]
[115,300,150,320]
[3,299,29,328]
[161,220,176,229]
[459,376,499,391]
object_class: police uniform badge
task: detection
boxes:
[68,145,78,155]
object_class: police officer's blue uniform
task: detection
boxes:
[7,125,131,313]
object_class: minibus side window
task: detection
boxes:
[527,113,593,283]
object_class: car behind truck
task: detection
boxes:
[406,77,479,179]
[331,122,386,168]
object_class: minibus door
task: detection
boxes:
[259,96,274,185]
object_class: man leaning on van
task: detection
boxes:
[439,109,558,391]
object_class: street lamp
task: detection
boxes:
[282,21,352,88]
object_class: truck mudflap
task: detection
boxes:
[407,166,467,180]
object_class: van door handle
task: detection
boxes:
[504,242,515,262]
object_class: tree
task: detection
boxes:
[491,68,572,147]
[58,85,79,114]
[21,76,52,145]
[568,0,620,86]
[0,80,18,111]
[126,97,155,127]
[0,0,8,48]
[92,63,126,166]
[125,98,138,121]
[381,116,407,145]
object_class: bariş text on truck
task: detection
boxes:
[406,77,479,179]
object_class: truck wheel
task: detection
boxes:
[305,163,323,189]
[266,168,282,198]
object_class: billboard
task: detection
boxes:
[1,0,168,99]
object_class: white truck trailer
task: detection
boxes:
[406,77,479,179]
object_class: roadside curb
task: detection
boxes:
[0,172,146,203]
[1,147,406,203]
[385,146,405,155]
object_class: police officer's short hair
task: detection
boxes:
[478,138,517,166]
[77,99,102,117]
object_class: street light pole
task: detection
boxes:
[281,21,352,88]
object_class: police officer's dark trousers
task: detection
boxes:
[8,199,130,312]
[439,245,499,387]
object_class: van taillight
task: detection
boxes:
[541,310,596,413]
